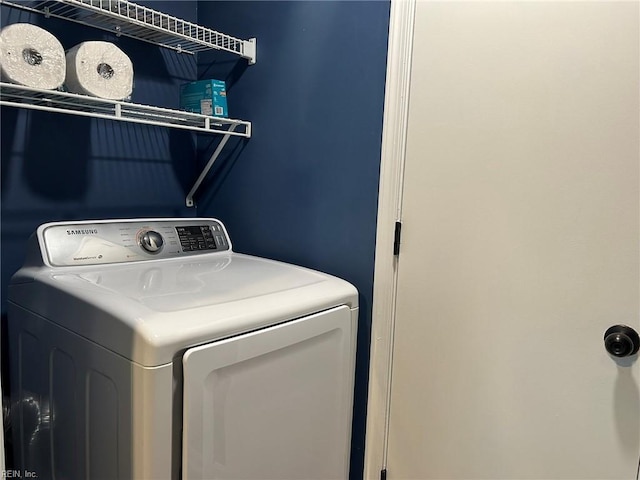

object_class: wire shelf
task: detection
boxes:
[0,0,257,62]
[0,82,252,136]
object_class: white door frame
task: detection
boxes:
[363,0,416,478]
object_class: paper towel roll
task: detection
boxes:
[0,23,66,90]
[65,41,134,100]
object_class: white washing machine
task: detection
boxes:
[7,218,358,480]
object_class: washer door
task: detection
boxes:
[182,305,356,480]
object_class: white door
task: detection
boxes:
[182,305,356,480]
[385,1,640,478]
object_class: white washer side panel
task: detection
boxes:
[7,303,174,480]
[182,305,357,480]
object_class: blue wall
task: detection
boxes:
[0,1,199,313]
[194,2,390,478]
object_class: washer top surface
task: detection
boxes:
[9,218,358,366]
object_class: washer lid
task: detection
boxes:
[9,253,358,366]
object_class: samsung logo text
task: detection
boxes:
[66,229,98,236]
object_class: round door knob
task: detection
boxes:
[604,325,640,358]
[139,230,164,254]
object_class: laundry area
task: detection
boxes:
[3,1,640,480]
[0,1,390,479]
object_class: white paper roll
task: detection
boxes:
[65,41,134,100]
[0,23,66,90]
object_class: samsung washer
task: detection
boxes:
[7,218,358,480]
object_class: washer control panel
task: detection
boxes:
[39,218,231,267]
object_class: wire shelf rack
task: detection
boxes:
[0,82,252,136]
[0,0,257,62]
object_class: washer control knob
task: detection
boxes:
[139,230,164,254]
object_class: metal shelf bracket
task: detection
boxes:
[186,124,238,208]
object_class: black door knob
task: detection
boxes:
[604,325,640,357]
